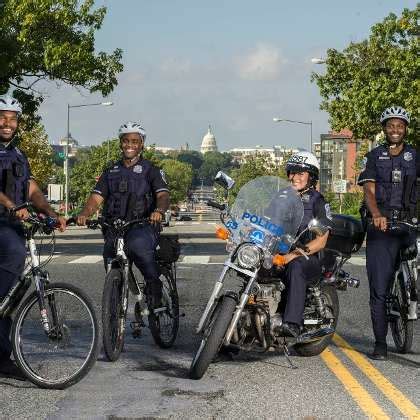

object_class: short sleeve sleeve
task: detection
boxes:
[92,171,109,199]
[150,166,169,194]
[313,195,333,229]
[357,152,376,185]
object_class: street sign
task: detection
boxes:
[332,179,347,194]
[48,184,63,201]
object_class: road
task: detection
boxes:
[1,222,419,419]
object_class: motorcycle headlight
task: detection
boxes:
[237,244,261,269]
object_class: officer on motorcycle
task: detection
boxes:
[279,151,332,337]
[358,106,416,360]
[0,95,66,380]
[77,122,170,308]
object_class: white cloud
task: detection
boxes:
[236,44,287,81]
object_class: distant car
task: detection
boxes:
[176,214,192,221]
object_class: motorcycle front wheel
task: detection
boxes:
[12,282,99,389]
[189,294,236,380]
[102,268,128,362]
[389,274,414,353]
[294,284,339,357]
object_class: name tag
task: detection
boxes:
[378,156,390,160]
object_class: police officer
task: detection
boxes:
[279,151,332,337]
[77,122,170,308]
[358,106,415,360]
[0,96,66,380]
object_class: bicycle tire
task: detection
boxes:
[102,268,128,361]
[12,282,99,389]
[389,273,414,353]
[148,266,179,348]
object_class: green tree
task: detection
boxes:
[177,150,203,186]
[160,159,193,205]
[198,151,233,185]
[312,6,419,144]
[0,0,123,118]
[16,119,53,188]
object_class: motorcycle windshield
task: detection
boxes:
[228,176,304,254]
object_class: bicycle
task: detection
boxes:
[1,203,99,389]
[84,217,179,362]
[385,220,419,353]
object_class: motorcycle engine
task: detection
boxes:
[255,282,284,316]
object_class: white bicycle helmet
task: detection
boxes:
[286,151,320,181]
[118,122,146,140]
[0,95,22,116]
[380,106,410,125]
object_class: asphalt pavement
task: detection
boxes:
[0,222,419,419]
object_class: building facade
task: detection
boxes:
[228,145,300,166]
[200,126,218,154]
[319,129,364,193]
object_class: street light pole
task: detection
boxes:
[273,118,313,152]
[64,101,113,217]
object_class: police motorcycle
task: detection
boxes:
[190,172,364,379]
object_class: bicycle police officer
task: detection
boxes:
[358,106,416,360]
[77,122,170,308]
[0,95,66,380]
[278,151,332,337]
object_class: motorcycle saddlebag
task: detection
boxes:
[156,234,181,263]
[325,214,365,256]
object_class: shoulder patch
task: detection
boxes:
[325,203,333,220]
[160,169,168,184]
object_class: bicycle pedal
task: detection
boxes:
[130,322,143,338]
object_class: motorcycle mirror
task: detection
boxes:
[308,219,329,236]
[214,171,235,190]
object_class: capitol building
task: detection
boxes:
[200,125,218,154]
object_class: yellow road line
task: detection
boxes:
[333,334,420,419]
[321,348,389,419]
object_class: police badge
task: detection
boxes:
[404,152,413,161]
[133,165,143,173]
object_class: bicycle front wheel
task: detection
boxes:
[389,274,414,353]
[148,267,179,348]
[12,282,99,389]
[102,268,128,361]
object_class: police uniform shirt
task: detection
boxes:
[93,158,169,219]
[0,146,32,214]
[298,189,332,244]
[357,144,417,211]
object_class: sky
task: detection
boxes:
[37,0,417,152]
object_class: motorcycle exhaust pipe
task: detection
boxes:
[296,326,335,344]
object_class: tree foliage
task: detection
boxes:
[198,151,234,185]
[160,159,193,205]
[16,119,53,188]
[312,6,419,143]
[0,0,123,117]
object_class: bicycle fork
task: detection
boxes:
[28,238,51,333]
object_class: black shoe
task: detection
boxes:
[280,322,300,338]
[0,359,27,381]
[369,342,388,361]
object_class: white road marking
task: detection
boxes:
[69,255,103,264]
[180,255,210,264]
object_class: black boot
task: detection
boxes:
[0,359,27,381]
[280,322,300,338]
[369,342,388,361]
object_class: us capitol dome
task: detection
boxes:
[200,125,218,154]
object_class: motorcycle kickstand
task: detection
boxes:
[282,339,298,369]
